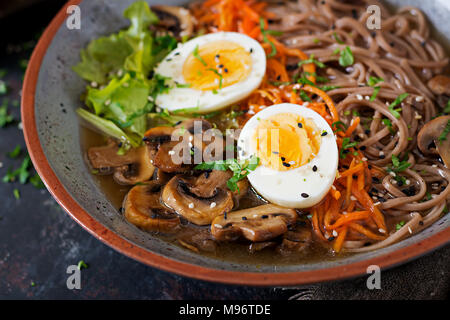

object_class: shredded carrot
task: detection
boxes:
[333,226,348,252]
[339,163,364,179]
[328,211,370,230]
[345,116,360,137]
[348,223,386,241]
[302,85,339,122]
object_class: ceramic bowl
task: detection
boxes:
[22,0,450,285]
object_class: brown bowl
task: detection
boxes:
[22,0,450,286]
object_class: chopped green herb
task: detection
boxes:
[339,46,354,67]
[299,90,312,102]
[194,155,260,192]
[259,18,280,58]
[388,93,408,119]
[368,76,384,87]
[395,221,405,230]
[206,68,223,89]
[340,137,358,159]
[297,54,326,68]
[193,44,207,66]
[332,32,345,44]
[77,260,89,270]
[382,119,394,133]
[13,189,20,200]
[7,145,21,159]
[390,154,411,173]
[0,81,7,95]
[437,120,450,143]
[332,121,348,133]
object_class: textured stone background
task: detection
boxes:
[0,1,448,300]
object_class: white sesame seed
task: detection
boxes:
[408,226,413,234]
[188,203,194,209]
[365,95,370,100]
[414,112,422,120]
[405,179,411,185]
[362,157,368,161]
[214,224,223,229]
[350,196,357,201]
[210,202,217,208]
[389,171,396,177]
[332,230,338,237]
[432,164,438,168]
[379,151,384,156]
[415,96,424,102]
[147,96,154,102]
[18,122,23,130]
[303,102,310,107]
[374,202,381,206]
[90,81,98,88]
[168,150,175,155]
[356,94,363,101]
[188,136,193,141]
[378,228,386,233]
[104,99,111,106]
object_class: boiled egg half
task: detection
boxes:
[238,103,339,208]
[154,32,266,113]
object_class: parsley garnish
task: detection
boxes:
[332,32,345,44]
[7,145,21,158]
[382,118,394,134]
[340,137,358,159]
[13,189,20,200]
[206,68,223,89]
[297,54,326,68]
[259,18,282,58]
[193,45,207,66]
[332,121,348,133]
[0,104,14,127]
[390,154,411,173]
[77,260,89,270]
[395,221,405,230]
[438,120,450,143]
[388,93,408,118]
[339,46,354,67]
[368,76,384,101]
[194,155,260,192]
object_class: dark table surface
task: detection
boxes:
[0,1,448,300]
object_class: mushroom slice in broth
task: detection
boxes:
[161,175,234,225]
[124,181,180,233]
[417,115,450,168]
[211,204,297,242]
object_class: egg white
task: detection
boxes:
[154,32,266,113]
[237,103,339,208]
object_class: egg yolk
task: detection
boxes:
[182,41,252,91]
[254,113,321,171]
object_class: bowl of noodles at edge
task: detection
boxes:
[21,0,450,285]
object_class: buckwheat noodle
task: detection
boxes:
[250,0,449,251]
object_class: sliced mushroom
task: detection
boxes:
[188,170,233,198]
[417,115,450,167]
[88,140,139,169]
[88,141,155,185]
[211,204,297,242]
[277,225,312,256]
[151,5,194,39]
[161,175,234,225]
[113,146,155,185]
[427,75,450,95]
[124,182,180,233]
[248,241,277,253]
[177,228,217,253]
[144,126,191,173]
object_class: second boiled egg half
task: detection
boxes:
[238,103,339,208]
[155,32,266,113]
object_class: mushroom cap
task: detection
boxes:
[211,204,297,242]
[88,140,139,169]
[124,182,180,233]
[427,75,450,96]
[151,5,194,39]
[113,146,155,185]
[161,175,234,225]
[417,115,450,167]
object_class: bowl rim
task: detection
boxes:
[21,0,450,286]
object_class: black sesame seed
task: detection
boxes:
[281,157,286,161]
[204,171,210,179]
[419,221,424,226]
[242,216,247,221]
[261,215,269,219]
[372,177,380,183]
[174,52,180,55]
[218,64,224,68]
[353,175,358,180]
[421,41,426,47]
[389,41,395,47]
[368,164,372,169]
[224,68,228,73]
[379,154,385,159]
[276,75,281,80]
[359,145,367,151]
[328,236,335,241]
[249,48,253,53]
[224,211,227,220]
[298,123,303,128]
[321,131,328,136]
[343,165,349,169]
[215,54,220,59]
[301,193,309,198]
[313,165,318,172]
[331,24,336,30]
[365,129,371,134]
[351,9,358,18]
[283,162,291,167]
[371,31,376,38]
